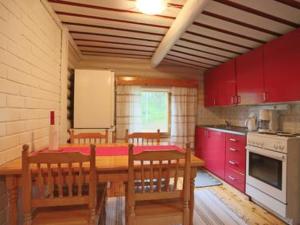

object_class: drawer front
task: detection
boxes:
[226,133,246,149]
[225,167,245,193]
[226,146,246,173]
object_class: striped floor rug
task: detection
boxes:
[105,189,247,225]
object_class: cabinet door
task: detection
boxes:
[225,167,245,193]
[264,28,300,102]
[225,134,246,174]
[216,60,237,106]
[236,47,265,104]
[206,130,225,179]
[195,127,206,158]
[204,71,217,107]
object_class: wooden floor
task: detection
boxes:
[107,182,286,225]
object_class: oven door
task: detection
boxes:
[246,145,287,203]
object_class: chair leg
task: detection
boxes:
[183,200,190,225]
[125,183,128,225]
[89,208,96,225]
[183,208,190,225]
[24,213,32,225]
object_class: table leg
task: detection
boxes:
[6,176,18,225]
[190,172,195,225]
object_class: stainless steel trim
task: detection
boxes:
[203,127,247,136]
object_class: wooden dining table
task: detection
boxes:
[0,143,204,225]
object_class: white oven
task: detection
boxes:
[246,145,287,203]
[246,132,300,225]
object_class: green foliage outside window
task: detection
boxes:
[140,91,169,133]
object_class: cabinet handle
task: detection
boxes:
[229,147,237,152]
[229,138,237,142]
[205,130,209,137]
[229,160,237,166]
[237,96,241,104]
[228,175,237,181]
[263,92,268,102]
[231,96,234,104]
[213,98,216,105]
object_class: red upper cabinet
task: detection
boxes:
[216,60,237,106]
[236,47,265,104]
[264,28,300,103]
[204,59,237,107]
[204,69,217,107]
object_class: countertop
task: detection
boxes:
[197,125,248,136]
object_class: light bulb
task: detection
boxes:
[136,0,166,15]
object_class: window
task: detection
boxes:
[140,90,170,134]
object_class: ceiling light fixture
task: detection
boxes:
[136,0,167,15]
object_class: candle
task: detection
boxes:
[50,111,55,125]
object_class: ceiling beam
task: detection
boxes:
[151,0,210,67]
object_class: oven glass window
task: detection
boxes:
[249,152,282,190]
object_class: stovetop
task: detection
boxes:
[247,132,300,153]
[257,131,300,138]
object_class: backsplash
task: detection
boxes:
[198,103,300,133]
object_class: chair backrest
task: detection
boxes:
[127,143,191,204]
[22,144,97,224]
[69,129,109,144]
[125,129,160,145]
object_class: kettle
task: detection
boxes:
[245,113,258,131]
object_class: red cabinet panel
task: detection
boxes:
[225,134,246,150]
[204,59,236,107]
[225,134,246,174]
[205,130,225,179]
[195,127,205,159]
[204,70,217,107]
[225,166,245,193]
[225,133,246,192]
[236,47,265,104]
[216,60,237,106]
[195,129,246,192]
[264,28,300,102]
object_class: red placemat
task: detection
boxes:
[60,145,183,156]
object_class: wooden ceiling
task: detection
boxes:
[48,0,300,71]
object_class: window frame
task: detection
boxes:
[140,88,171,138]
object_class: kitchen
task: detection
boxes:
[0,0,300,225]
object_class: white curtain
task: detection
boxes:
[170,87,197,148]
[116,85,142,142]
[116,85,198,147]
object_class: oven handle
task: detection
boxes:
[246,146,286,162]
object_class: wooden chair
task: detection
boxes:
[22,144,107,225]
[126,143,191,225]
[69,129,109,144]
[125,129,160,145]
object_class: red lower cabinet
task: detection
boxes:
[195,127,225,180]
[225,167,245,192]
[205,130,225,179]
[195,127,246,193]
[195,127,205,159]
[225,133,246,192]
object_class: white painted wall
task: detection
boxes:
[0,0,66,166]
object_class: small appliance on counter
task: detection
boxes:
[258,109,279,133]
[245,112,258,131]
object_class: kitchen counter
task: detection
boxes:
[197,125,248,136]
